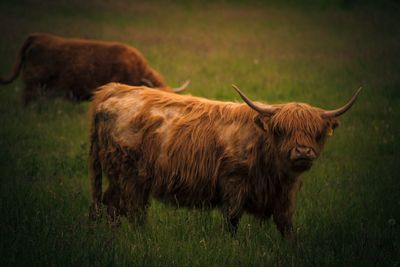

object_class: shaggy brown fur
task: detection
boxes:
[0,32,185,104]
[89,83,357,239]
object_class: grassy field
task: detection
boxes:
[0,0,399,266]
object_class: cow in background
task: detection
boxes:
[0,32,189,104]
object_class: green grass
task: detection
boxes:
[0,1,399,266]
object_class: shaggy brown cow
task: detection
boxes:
[0,32,189,104]
[88,83,361,239]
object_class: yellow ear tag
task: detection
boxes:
[327,128,333,137]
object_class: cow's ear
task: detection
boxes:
[254,115,268,131]
[331,118,340,129]
[326,118,340,137]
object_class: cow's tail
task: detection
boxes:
[89,111,103,221]
[0,35,35,85]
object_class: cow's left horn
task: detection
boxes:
[232,85,277,116]
[173,80,191,93]
[322,87,362,118]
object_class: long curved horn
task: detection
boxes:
[322,87,362,118]
[173,80,191,93]
[232,85,277,116]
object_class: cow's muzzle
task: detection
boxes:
[289,146,316,171]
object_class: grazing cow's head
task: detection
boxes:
[234,85,362,174]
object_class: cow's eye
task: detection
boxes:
[316,133,323,142]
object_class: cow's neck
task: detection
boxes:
[249,134,301,199]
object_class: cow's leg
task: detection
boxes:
[102,182,122,227]
[273,180,302,240]
[22,83,40,106]
[221,206,242,235]
[220,176,248,235]
[120,167,151,226]
[123,183,151,226]
[126,199,150,225]
[273,204,294,240]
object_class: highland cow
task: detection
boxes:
[0,32,189,104]
[88,83,361,239]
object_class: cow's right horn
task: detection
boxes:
[173,80,191,93]
[232,85,277,116]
